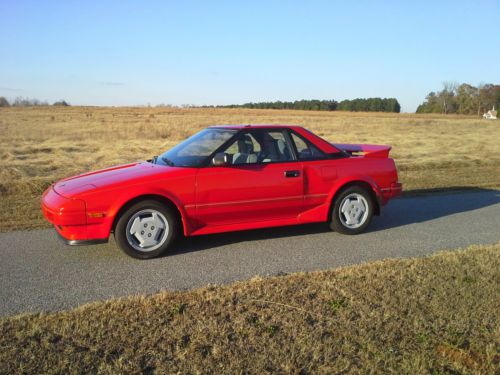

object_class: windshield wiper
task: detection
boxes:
[161,156,175,166]
[151,155,159,164]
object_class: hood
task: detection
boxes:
[53,162,174,198]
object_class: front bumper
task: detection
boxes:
[55,230,108,246]
[41,186,109,244]
[41,186,87,225]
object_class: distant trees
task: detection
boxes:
[416,82,500,115]
[337,98,400,113]
[12,97,49,106]
[219,100,338,111]
[0,97,71,107]
[0,97,10,107]
[218,98,401,113]
[455,84,477,114]
[53,100,70,106]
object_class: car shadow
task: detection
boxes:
[368,187,500,231]
[168,188,500,256]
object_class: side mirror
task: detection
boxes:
[212,152,229,166]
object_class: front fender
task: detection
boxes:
[114,187,192,236]
[84,185,193,239]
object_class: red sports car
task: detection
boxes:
[41,125,402,259]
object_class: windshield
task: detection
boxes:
[157,128,237,167]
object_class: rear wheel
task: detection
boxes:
[115,200,178,259]
[330,186,374,234]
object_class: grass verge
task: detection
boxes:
[1,243,499,374]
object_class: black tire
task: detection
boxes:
[114,200,178,259]
[329,186,374,235]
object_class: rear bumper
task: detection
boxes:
[41,186,109,244]
[380,182,403,203]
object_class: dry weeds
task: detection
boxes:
[0,242,498,374]
[1,107,499,231]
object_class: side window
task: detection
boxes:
[218,130,295,165]
[258,130,294,163]
[291,132,325,160]
[220,132,261,165]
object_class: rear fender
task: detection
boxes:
[326,176,382,219]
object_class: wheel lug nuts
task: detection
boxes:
[141,231,144,235]
[144,224,147,228]
[148,233,152,237]
[151,226,155,230]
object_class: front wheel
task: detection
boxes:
[329,186,374,235]
[115,200,178,259]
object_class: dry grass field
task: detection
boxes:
[1,106,499,231]
[1,242,498,374]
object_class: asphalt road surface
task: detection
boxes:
[1,190,499,316]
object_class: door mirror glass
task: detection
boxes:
[212,152,229,166]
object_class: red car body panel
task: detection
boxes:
[41,125,402,243]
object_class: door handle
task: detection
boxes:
[284,170,300,178]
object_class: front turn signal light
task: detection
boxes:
[87,212,105,218]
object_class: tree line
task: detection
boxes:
[337,98,400,112]
[217,98,401,113]
[416,82,500,115]
[0,97,70,107]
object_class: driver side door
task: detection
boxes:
[194,129,304,227]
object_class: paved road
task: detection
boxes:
[1,190,499,316]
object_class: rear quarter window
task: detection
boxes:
[291,132,326,160]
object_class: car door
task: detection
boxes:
[289,130,339,213]
[195,129,304,227]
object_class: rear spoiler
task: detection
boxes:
[333,143,392,159]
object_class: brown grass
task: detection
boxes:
[1,242,498,374]
[1,107,499,231]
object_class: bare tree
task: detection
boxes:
[12,97,49,107]
[441,81,458,114]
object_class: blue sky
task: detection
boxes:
[1,1,499,112]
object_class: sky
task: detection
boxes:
[1,1,499,112]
